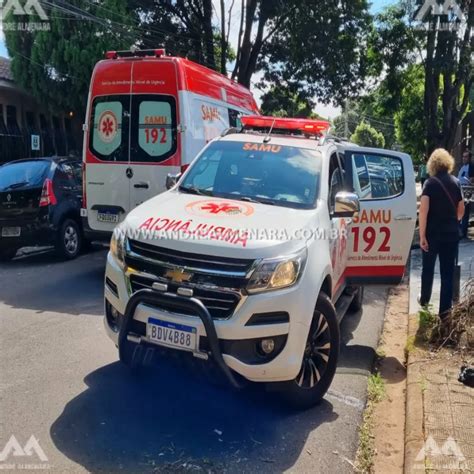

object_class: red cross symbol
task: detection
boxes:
[201,202,241,214]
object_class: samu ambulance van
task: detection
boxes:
[103,116,416,408]
[81,49,259,240]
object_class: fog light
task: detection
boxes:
[260,338,275,354]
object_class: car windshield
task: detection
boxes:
[180,140,321,209]
[0,160,50,191]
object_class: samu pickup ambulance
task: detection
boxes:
[103,116,416,408]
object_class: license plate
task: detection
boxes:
[1,227,21,237]
[147,318,197,351]
[97,212,119,223]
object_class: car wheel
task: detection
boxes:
[56,218,82,259]
[0,248,18,261]
[278,292,340,409]
[349,286,364,312]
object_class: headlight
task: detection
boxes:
[110,226,127,268]
[247,248,307,294]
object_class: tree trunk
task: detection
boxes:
[220,0,227,74]
[235,0,258,85]
[202,0,216,70]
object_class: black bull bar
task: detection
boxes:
[118,289,241,388]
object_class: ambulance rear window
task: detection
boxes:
[89,94,177,163]
[90,95,129,162]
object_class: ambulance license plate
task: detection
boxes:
[97,212,119,223]
[147,318,197,351]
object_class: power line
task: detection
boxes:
[40,0,231,74]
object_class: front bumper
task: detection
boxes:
[104,252,314,383]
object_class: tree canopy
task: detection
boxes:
[4,0,373,118]
[351,121,386,148]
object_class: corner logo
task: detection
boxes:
[414,436,466,470]
[415,0,465,22]
[0,0,48,20]
[186,200,254,218]
[0,435,48,462]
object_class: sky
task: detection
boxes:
[0,0,397,118]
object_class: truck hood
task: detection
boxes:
[124,190,319,259]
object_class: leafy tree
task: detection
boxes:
[394,65,426,162]
[367,0,473,154]
[130,0,218,71]
[332,107,360,138]
[261,0,372,105]
[260,84,314,118]
[4,0,134,117]
[351,121,386,148]
[414,0,474,153]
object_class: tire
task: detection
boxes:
[119,340,148,375]
[278,292,340,409]
[0,248,18,261]
[348,286,364,312]
[56,218,82,260]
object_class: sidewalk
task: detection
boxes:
[405,232,474,473]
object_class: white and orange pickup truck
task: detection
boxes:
[103,116,416,408]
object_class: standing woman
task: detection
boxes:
[419,148,465,320]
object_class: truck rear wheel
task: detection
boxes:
[278,292,339,409]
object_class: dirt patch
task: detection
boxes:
[372,284,409,473]
[355,283,409,473]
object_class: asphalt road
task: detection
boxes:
[0,247,390,473]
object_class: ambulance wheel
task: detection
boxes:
[349,286,364,312]
[279,292,339,409]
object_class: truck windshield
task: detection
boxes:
[180,140,321,209]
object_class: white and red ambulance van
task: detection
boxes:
[81,49,259,239]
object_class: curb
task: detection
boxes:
[404,313,424,474]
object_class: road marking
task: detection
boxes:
[326,389,365,410]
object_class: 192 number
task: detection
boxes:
[352,226,391,252]
[144,127,167,144]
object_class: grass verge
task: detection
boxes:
[355,372,386,473]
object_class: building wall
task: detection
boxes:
[0,79,82,163]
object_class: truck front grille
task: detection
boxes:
[125,240,254,319]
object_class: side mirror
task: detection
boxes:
[166,172,182,190]
[333,191,360,218]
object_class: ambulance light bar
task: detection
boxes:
[241,115,331,135]
[105,49,166,60]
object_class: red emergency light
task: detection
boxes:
[241,115,331,135]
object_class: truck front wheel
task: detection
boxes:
[278,292,340,409]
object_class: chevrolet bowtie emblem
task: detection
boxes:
[164,268,193,283]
